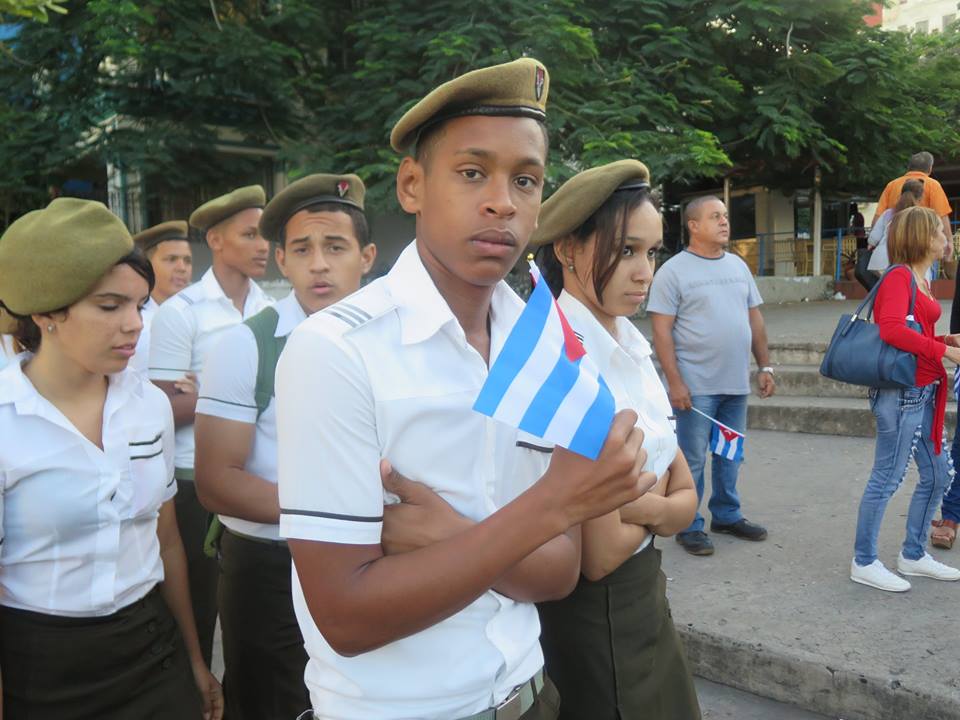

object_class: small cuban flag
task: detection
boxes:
[954,365,960,402]
[473,260,616,460]
[692,407,745,462]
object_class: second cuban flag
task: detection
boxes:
[473,260,616,460]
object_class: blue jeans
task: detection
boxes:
[676,394,748,535]
[854,384,954,566]
[945,423,960,524]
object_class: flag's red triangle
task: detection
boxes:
[719,426,741,442]
[555,301,586,362]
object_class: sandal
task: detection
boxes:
[931,519,957,550]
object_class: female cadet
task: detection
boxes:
[530,161,702,719]
[0,198,223,719]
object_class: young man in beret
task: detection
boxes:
[130,220,193,373]
[277,59,654,720]
[194,174,375,720]
[148,185,273,666]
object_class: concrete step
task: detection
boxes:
[768,342,828,366]
[762,365,867,399]
[748,395,957,438]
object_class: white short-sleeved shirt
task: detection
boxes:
[0,355,176,617]
[148,268,273,469]
[558,292,679,554]
[277,241,546,720]
[196,291,306,540]
[129,296,158,374]
[0,335,14,371]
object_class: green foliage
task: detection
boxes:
[0,0,67,22]
[2,0,960,222]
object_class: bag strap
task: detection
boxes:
[244,306,286,419]
[860,264,917,322]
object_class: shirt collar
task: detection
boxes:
[198,267,270,309]
[385,241,522,346]
[0,352,143,413]
[557,290,652,363]
[274,291,308,338]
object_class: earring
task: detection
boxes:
[46,324,54,332]
[567,264,575,271]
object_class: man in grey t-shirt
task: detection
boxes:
[647,196,775,556]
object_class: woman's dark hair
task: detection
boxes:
[8,249,155,353]
[894,179,925,213]
[535,185,660,300]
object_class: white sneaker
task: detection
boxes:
[850,559,911,592]
[897,553,960,581]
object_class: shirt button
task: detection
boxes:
[161,657,173,670]
[151,642,164,656]
[147,621,157,633]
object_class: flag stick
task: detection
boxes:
[689,406,743,436]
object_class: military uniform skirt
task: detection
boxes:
[0,585,202,719]
[537,541,701,720]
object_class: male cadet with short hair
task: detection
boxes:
[148,185,273,666]
[130,220,193,373]
[194,174,376,720]
[277,59,653,720]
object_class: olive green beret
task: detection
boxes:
[0,198,133,315]
[189,185,266,232]
[529,160,652,247]
[260,173,366,244]
[133,220,189,253]
[390,57,549,153]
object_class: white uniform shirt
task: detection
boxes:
[148,268,272,469]
[129,296,158,374]
[0,335,14,371]
[0,355,176,617]
[558,291,679,554]
[277,241,545,720]
[196,291,306,541]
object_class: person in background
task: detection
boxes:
[867,179,925,277]
[130,221,193,374]
[0,198,222,719]
[531,160,701,720]
[852,203,876,291]
[647,196,774,557]
[194,173,375,720]
[148,186,273,666]
[850,206,960,592]
[873,152,952,243]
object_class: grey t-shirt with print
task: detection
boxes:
[646,250,763,396]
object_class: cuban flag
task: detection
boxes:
[692,407,745,462]
[954,366,960,402]
[473,260,616,459]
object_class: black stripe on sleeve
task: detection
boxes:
[197,396,259,410]
[149,367,192,373]
[166,476,176,487]
[130,448,164,461]
[129,432,163,447]
[517,441,554,454]
[280,508,383,522]
[325,309,359,328]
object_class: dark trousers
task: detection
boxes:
[174,473,219,667]
[537,543,701,720]
[0,587,201,719]
[855,247,879,291]
[219,529,311,720]
[945,422,960,523]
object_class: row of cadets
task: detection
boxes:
[193,174,376,719]
[275,58,654,720]
[529,161,702,718]
[147,186,274,666]
[0,199,222,718]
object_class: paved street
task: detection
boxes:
[698,678,833,719]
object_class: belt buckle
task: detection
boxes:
[493,683,525,720]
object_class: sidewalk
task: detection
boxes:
[637,298,960,718]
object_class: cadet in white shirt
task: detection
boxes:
[195,173,376,720]
[0,198,222,719]
[149,185,273,666]
[130,220,193,374]
[276,59,653,720]
[529,161,700,720]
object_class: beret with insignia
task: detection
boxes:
[0,198,133,315]
[133,220,189,253]
[260,173,366,244]
[529,160,652,247]
[390,57,549,153]
[189,185,266,233]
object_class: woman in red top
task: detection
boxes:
[851,206,960,592]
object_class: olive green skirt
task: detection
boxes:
[537,541,701,720]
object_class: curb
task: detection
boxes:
[677,625,960,720]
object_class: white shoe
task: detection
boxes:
[897,553,960,581]
[850,559,911,592]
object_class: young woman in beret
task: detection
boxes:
[531,161,702,720]
[0,198,223,720]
